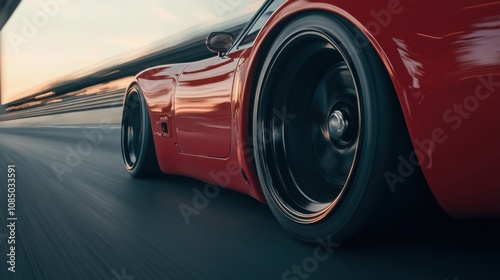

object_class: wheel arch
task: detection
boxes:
[244,7,427,242]
[123,80,155,136]
[244,6,408,127]
[239,4,414,199]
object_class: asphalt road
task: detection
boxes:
[0,126,499,280]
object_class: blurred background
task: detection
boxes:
[1,1,500,280]
[0,0,263,124]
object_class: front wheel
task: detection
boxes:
[253,13,413,243]
[121,85,161,178]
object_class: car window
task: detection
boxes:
[237,0,285,49]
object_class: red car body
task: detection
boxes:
[128,0,500,218]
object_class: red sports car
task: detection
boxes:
[121,0,500,243]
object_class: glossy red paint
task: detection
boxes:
[130,0,500,216]
[133,48,262,201]
[175,50,244,158]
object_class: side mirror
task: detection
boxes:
[206,32,234,57]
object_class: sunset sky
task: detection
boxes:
[1,0,262,104]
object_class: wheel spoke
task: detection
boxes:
[256,31,361,223]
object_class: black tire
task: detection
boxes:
[252,13,414,243]
[121,84,161,178]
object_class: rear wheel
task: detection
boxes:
[253,13,413,243]
[121,85,161,178]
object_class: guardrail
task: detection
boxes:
[3,20,248,108]
[0,90,124,122]
[0,19,248,123]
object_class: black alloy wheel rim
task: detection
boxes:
[257,30,362,224]
[122,90,143,170]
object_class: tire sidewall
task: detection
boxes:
[253,13,398,242]
[121,85,155,177]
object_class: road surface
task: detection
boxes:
[0,126,499,280]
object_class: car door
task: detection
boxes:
[174,50,243,158]
[174,0,283,158]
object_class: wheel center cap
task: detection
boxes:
[328,110,348,140]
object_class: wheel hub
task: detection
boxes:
[328,110,349,141]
